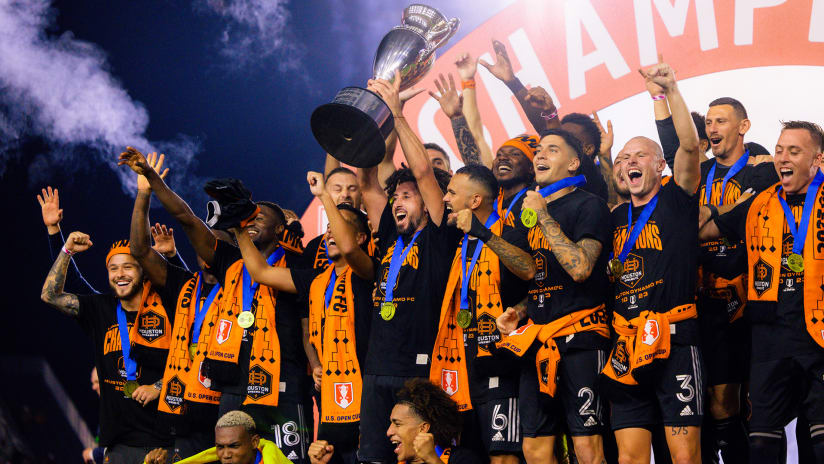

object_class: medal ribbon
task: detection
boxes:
[494,187,527,222]
[242,247,285,316]
[323,234,333,266]
[460,212,500,310]
[116,302,137,381]
[324,268,338,310]
[705,150,749,205]
[617,193,660,264]
[254,450,262,464]
[538,175,587,198]
[191,272,221,345]
[384,229,422,304]
[777,170,824,256]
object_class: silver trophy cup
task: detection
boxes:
[311,4,459,167]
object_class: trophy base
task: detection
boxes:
[310,87,395,168]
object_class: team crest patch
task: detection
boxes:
[164,376,185,411]
[216,319,232,345]
[642,320,660,346]
[618,253,644,288]
[752,259,773,296]
[611,340,630,377]
[137,310,165,342]
[334,382,354,409]
[476,313,499,354]
[441,369,458,396]
[198,361,212,388]
[247,365,272,400]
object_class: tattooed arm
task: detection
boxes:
[41,231,92,316]
[485,234,536,280]
[450,115,483,167]
[496,295,528,334]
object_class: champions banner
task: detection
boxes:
[300,0,824,240]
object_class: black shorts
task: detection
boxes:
[357,374,411,463]
[519,348,607,437]
[244,401,311,464]
[749,352,824,432]
[608,344,705,430]
[462,397,522,455]
[697,294,749,386]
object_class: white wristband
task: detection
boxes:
[62,246,74,256]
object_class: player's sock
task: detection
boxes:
[810,424,824,463]
[749,431,783,464]
[714,416,748,464]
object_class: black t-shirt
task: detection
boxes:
[291,263,375,366]
[498,185,532,227]
[443,447,483,464]
[367,205,463,377]
[76,294,170,448]
[462,226,530,401]
[715,191,822,360]
[611,180,699,344]
[698,159,778,279]
[302,234,331,271]
[209,240,308,401]
[523,188,612,351]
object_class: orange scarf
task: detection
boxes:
[429,219,504,411]
[745,183,824,349]
[158,274,222,416]
[602,304,697,385]
[280,229,304,254]
[309,265,362,424]
[130,281,173,369]
[496,306,609,397]
[205,255,286,407]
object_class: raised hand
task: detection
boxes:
[524,86,557,119]
[592,111,614,158]
[307,171,326,197]
[412,432,438,463]
[37,186,63,232]
[639,57,676,93]
[309,440,335,464]
[496,307,519,334]
[479,39,515,83]
[639,53,666,97]
[400,87,425,105]
[137,152,169,192]
[454,53,478,81]
[118,146,152,176]
[522,189,548,218]
[429,73,462,119]
[64,231,93,254]
[455,209,473,234]
[150,223,177,257]
[367,70,403,117]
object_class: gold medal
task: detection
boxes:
[520,208,537,228]
[237,311,255,329]
[608,258,624,277]
[787,253,804,272]
[123,380,139,398]
[456,309,472,329]
[380,301,396,321]
[189,343,197,360]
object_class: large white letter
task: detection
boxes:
[634,0,719,66]
[565,0,631,99]
[811,0,824,42]
[734,0,787,45]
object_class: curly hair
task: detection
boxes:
[395,378,462,448]
[384,167,452,199]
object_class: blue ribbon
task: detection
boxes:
[538,175,587,198]
[116,302,137,381]
[325,268,338,309]
[323,234,333,266]
[460,212,500,310]
[494,187,527,222]
[191,273,221,346]
[777,170,824,255]
[435,446,445,457]
[242,247,285,317]
[254,450,262,464]
[617,194,660,263]
[705,150,749,205]
[384,229,422,304]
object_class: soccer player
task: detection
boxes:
[355,71,463,464]
[601,61,703,464]
[432,164,535,463]
[496,128,613,464]
[699,120,824,464]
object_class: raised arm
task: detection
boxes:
[640,64,700,193]
[454,55,493,167]
[130,152,171,287]
[358,163,387,232]
[376,88,424,189]
[150,224,189,271]
[119,147,218,265]
[430,71,484,167]
[41,231,93,316]
[369,72,445,226]
[523,190,602,283]
[230,228,296,293]
[592,111,619,207]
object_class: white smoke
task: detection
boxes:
[0,0,200,193]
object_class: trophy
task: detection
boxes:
[310,4,459,167]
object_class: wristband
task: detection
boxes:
[706,204,719,221]
[540,111,558,120]
[651,94,666,101]
[469,214,493,242]
[62,246,74,256]
[461,80,476,90]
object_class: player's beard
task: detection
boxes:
[110,278,143,301]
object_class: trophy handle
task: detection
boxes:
[419,18,460,62]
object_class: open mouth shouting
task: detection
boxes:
[496,159,513,176]
[626,168,643,187]
[779,166,794,181]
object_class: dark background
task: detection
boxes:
[0,0,509,458]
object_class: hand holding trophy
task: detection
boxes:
[311,4,459,167]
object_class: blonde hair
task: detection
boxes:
[215,410,256,434]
